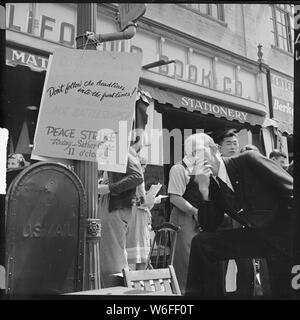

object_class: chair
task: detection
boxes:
[145,222,180,269]
[122,265,181,295]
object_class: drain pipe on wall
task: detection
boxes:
[257,44,273,119]
[82,23,137,45]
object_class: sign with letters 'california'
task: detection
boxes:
[33,48,142,173]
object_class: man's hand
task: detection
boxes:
[144,194,156,210]
[98,184,110,195]
[154,195,168,204]
[193,161,212,201]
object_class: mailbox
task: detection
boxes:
[5,162,86,295]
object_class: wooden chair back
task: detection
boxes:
[145,222,180,269]
[122,265,181,295]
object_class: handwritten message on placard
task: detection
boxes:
[32,48,142,173]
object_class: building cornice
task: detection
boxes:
[268,67,294,81]
[98,3,261,73]
[98,3,294,80]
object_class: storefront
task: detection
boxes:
[4,3,273,225]
[138,81,268,222]
[4,46,48,160]
[130,32,269,222]
[5,3,77,162]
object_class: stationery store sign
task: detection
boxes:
[33,48,142,173]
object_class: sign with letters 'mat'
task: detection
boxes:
[33,48,142,173]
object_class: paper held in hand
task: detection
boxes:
[146,183,162,199]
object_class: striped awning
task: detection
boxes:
[140,84,266,127]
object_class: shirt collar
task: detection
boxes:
[129,146,137,156]
[217,158,234,191]
[182,156,195,175]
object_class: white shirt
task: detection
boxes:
[217,158,234,192]
[167,156,195,196]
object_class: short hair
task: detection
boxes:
[184,133,215,156]
[269,149,286,159]
[216,129,238,145]
[240,144,259,153]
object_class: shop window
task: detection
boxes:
[180,3,225,22]
[270,4,294,53]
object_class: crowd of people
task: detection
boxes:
[96,127,294,297]
[5,127,294,297]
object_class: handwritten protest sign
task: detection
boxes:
[32,48,142,173]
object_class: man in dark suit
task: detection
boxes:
[185,133,294,298]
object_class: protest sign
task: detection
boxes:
[32,48,142,173]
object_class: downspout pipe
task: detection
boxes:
[257,44,273,119]
[85,23,137,44]
[259,61,276,147]
[260,62,273,119]
[265,67,274,119]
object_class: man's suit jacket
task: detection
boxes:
[107,148,143,212]
[197,150,294,256]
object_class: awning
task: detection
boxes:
[277,122,293,135]
[262,117,293,136]
[6,46,48,72]
[140,84,266,127]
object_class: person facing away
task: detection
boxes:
[126,154,161,271]
[167,134,211,294]
[185,133,293,298]
[98,139,144,288]
[269,149,287,169]
[98,92,151,284]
